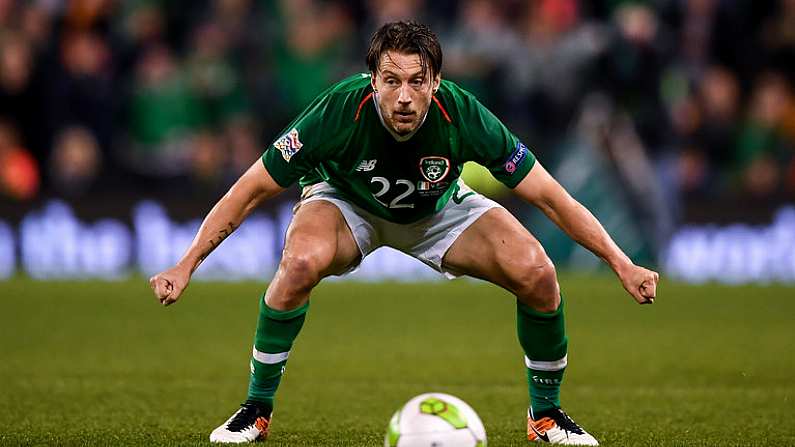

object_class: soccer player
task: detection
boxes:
[149,21,658,445]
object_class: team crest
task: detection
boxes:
[419,156,450,183]
[274,128,303,162]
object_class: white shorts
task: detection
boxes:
[295,180,502,279]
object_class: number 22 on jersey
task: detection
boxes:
[370,177,415,209]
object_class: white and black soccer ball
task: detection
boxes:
[384,392,487,447]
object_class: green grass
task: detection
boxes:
[1,275,793,446]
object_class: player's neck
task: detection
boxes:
[372,92,428,142]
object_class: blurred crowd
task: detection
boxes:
[0,0,794,216]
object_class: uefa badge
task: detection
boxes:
[504,142,528,175]
[274,128,303,162]
[419,156,450,183]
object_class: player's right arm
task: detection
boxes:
[149,161,284,306]
[150,76,366,305]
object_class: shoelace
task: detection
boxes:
[551,409,585,435]
[226,403,262,432]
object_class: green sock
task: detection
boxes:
[247,294,309,413]
[516,298,568,415]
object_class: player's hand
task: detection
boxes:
[617,263,659,305]
[149,264,191,307]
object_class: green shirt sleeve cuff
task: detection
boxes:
[261,152,295,188]
[499,155,536,189]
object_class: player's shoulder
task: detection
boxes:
[437,79,477,102]
[326,72,373,95]
[313,73,373,118]
[434,79,486,125]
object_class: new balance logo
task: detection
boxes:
[356,159,377,172]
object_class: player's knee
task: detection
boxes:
[278,253,325,294]
[512,258,560,312]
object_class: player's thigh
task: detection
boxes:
[442,207,555,294]
[281,199,360,277]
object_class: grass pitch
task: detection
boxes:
[1,275,793,446]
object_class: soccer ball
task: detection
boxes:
[384,392,487,447]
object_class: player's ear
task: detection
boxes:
[371,72,378,93]
[432,73,441,95]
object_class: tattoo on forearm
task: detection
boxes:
[200,222,238,261]
[209,221,237,247]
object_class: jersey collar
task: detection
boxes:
[372,91,429,142]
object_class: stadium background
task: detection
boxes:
[0,0,794,282]
[1,1,794,446]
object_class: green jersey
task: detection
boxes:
[262,73,536,224]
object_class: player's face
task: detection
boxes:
[372,51,441,136]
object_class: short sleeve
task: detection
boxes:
[261,74,368,187]
[261,93,336,188]
[455,90,536,188]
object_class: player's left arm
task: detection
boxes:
[513,161,659,304]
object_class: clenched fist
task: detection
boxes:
[149,264,192,306]
[617,264,659,305]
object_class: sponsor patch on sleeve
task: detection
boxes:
[504,142,528,175]
[273,128,303,162]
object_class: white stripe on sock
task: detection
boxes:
[252,347,290,364]
[524,354,567,371]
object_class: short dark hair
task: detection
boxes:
[366,21,442,78]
